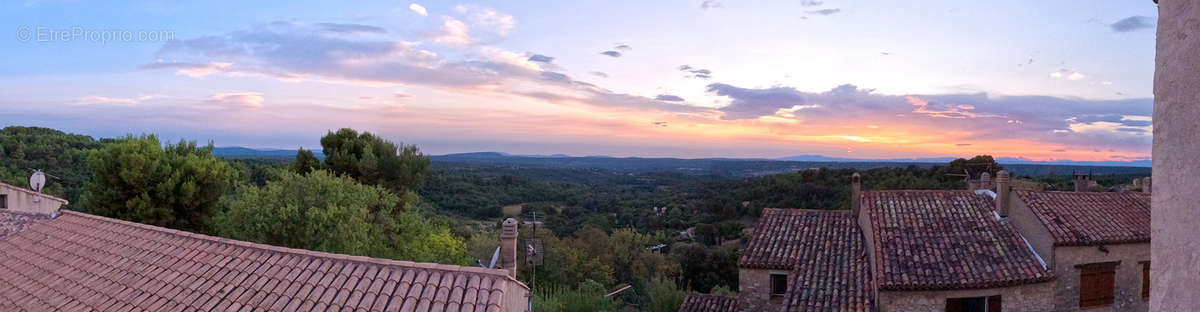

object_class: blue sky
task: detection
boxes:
[0,0,1159,161]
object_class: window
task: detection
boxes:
[946,295,1001,312]
[769,273,787,296]
[0,194,6,209]
[1078,262,1118,308]
[1142,262,1151,300]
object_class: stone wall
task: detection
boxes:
[738,268,788,312]
[1151,0,1200,310]
[1051,244,1150,312]
[877,281,1055,312]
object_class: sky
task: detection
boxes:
[0,0,1159,161]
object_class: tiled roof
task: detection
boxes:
[1014,191,1151,246]
[0,210,528,311]
[862,190,1053,290]
[678,293,739,312]
[738,209,873,311]
[0,210,49,239]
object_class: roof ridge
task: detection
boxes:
[59,210,529,289]
[762,208,852,214]
[0,181,69,204]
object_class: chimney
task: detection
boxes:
[980,172,992,190]
[1073,173,1091,192]
[1142,177,1152,194]
[500,218,518,278]
[996,170,1011,218]
[851,173,862,216]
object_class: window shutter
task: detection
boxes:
[987,295,1001,311]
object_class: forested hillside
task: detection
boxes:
[0,126,1151,312]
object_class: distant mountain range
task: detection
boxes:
[778,154,1151,168]
[212,147,1150,177]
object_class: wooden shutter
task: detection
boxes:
[987,295,1001,311]
[1142,262,1151,299]
[1079,264,1116,308]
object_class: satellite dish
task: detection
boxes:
[29,170,46,193]
[488,246,501,269]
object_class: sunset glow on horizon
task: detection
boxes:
[0,1,1157,163]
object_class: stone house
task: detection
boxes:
[681,171,1151,312]
[1005,180,1151,311]
[0,181,68,215]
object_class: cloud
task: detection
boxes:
[601,50,622,57]
[653,121,669,127]
[800,1,823,6]
[75,95,152,105]
[527,54,554,63]
[590,71,609,78]
[315,23,386,34]
[806,9,841,16]
[1050,69,1086,80]
[207,92,264,109]
[1110,16,1155,32]
[455,5,516,36]
[393,92,412,99]
[655,94,686,102]
[434,18,473,45]
[956,143,972,147]
[614,45,632,51]
[679,65,712,79]
[409,3,428,16]
[141,61,234,78]
[150,22,706,116]
[705,82,1153,149]
[700,0,723,9]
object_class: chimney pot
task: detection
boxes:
[500,218,518,278]
[1142,177,1152,194]
[851,173,862,216]
[996,170,1011,217]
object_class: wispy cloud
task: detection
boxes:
[141,61,233,78]
[316,23,386,34]
[700,0,723,10]
[207,92,264,109]
[527,54,554,63]
[679,65,712,79]
[655,94,685,102]
[1110,16,1155,32]
[409,3,428,16]
[706,82,1152,150]
[806,8,841,16]
[75,95,153,105]
[434,18,473,45]
[800,1,823,7]
[601,50,622,57]
[1050,69,1086,80]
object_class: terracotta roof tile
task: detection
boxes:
[1014,191,1150,246]
[0,210,527,311]
[678,293,739,312]
[0,210,49,239]
[736,209,873,311]
[862,190,1053,290]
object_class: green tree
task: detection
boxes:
[80,135,236,231]
[646,276,686,312]
[0,126,104,205]
[320,128,430,193]
[289,147,320,175]
[214,170,470,265]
